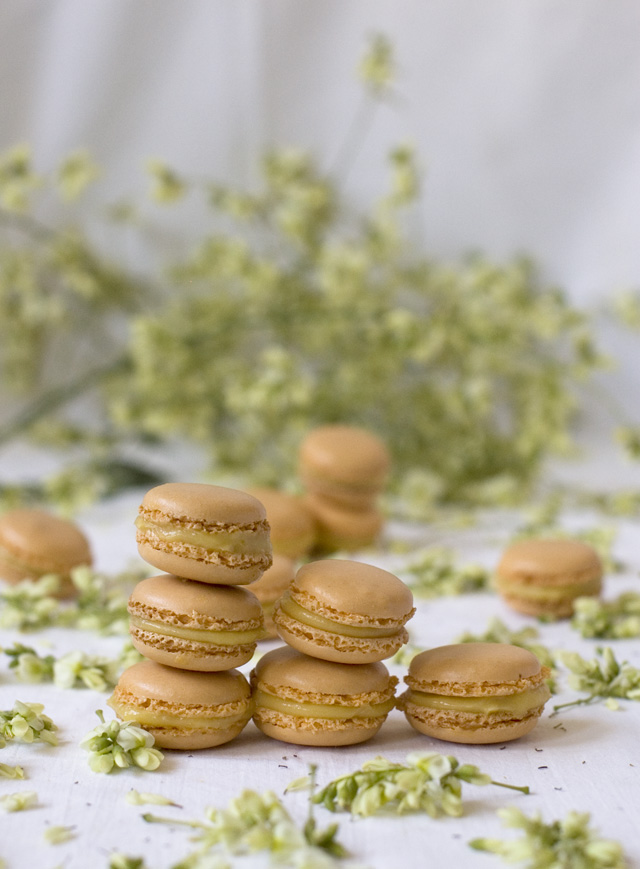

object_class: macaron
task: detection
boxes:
[108,660,253,749]
[299,425,390,509]
[0,508,92,597]
[273,559,415,664]
[251,646,397,746]
[247,488,316,559]
[247,555,295,639]
[128,574,264,670]
[304,494,384,552]
[399,643,551,744]
[496,538,603,619]
[135,482,272,585]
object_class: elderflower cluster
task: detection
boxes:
[80,711,163,774]
[554,647,640,714]
[0,701,58,747]
[304,753,527,819]
[571,593,640,639]
[401,547,492,598]
[470,808,627,868]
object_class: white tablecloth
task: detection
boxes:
[1,473,640,868]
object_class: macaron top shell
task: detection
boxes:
[253,646,395,702]
[291,559,414,626]
[406,643,547,697]
[139,483,267,528]
[116,660,251,707]
[128,574,263,629]
[497,539,602,584]
[247,489,315,547]
[0,508,91,572]
[299,426,390,484]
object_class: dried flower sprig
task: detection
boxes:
[143,786,348,868]
[80,710,163,773]
[402,548,491,598]
[470,807,627,868]
[553,647,640,714]
[0,701,58,746]
[125,790,181,808]
[3,642,127,691]
[0,791,37,812]
[301,754,528,818]
[571,593,640,639]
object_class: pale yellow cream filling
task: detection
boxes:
[254,690,394,720]
[135,517,269,554]
[129,615,261,645]
[279,591,399,639]
[406,683,550,717]
[107,700,252,730]
[497,577,598,601]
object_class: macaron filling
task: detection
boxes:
[129,614,263,646]
[404,683,551,717]
[278,591,400,639]
[496,577,601,601]
[108,696,253,730]
[254,690,395,720]
[135,516,270,555]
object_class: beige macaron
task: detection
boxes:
[273,559,415,664]
[108,660,253,749]
[135,482,272,585]
[399,643,551,744]
[0,508,92,597]
[496,538,603,619]
[247,488,316,559]
[299,425,390,509]
[248,555,295,639]
[251,646,397,746]
[304,494,384,552]
[128,574,264,670]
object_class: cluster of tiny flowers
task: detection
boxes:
[302,754,528,819]
[80,711,163,774]
[0,701,58,747]
[572,593,640,639]
[0,791,38,813]
[402,548,492,598]
[143,788,346,869]
[470,808,627,868]
[3,642,129,691]
[553,647,640,714]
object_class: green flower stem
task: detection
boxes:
[489,781,530,795]
[0,356,128,448]
[551,696,598,716]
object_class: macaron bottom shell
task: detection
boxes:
[253,713,388,747]
[137,541,268,586]
[400,700,548,745]
[497,575,602,619]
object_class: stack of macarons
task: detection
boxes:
[298,425,390,552]
[251,558,415,746]
[108,482,273,750]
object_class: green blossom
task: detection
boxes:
[470,807,627,868]
[310,754,528,818]
[0,144,41,211]
[0,701,58,746]
[615,427,640,461]
[109,857,150,869]
[358,33,395,93]
[0,790,37,812]
[125,790,180,807]
[144,786,347,868]
[0,763,25,779]
[553,647,640,713]
[80,710,163,774]
[146,160,186,203]
[402,547,491,598]
[57,150,101,200]
[44,825,75,844]
[571,593,640,639]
